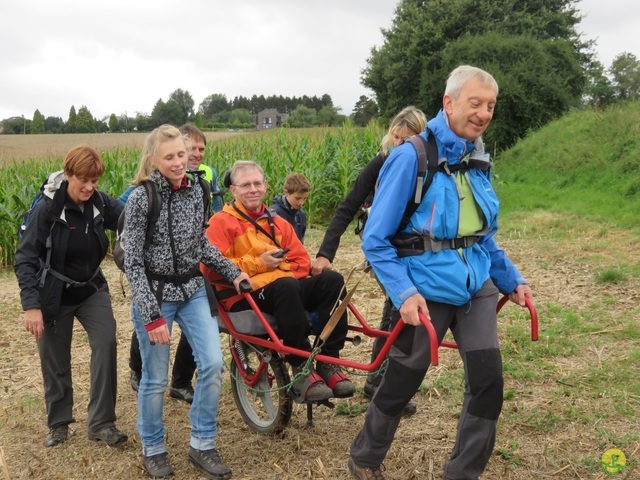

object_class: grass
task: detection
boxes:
[495,103,640,233]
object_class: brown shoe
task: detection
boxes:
[88,425,128,445]
[348,457,388,479]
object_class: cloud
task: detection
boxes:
[1,0,638,121]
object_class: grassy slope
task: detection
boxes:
[494,102,640,234]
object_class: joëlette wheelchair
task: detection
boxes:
[213,275,538,435]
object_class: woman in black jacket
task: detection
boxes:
[310,106,426,411]
[15,146,127,448]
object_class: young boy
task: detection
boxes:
[271,173,310,242]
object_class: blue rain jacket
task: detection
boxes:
[362,110,526,308]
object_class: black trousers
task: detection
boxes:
[38,288,117,432]
[129,329,196,389]
[231,270,348,365]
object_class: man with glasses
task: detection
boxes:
[201,160,356,402]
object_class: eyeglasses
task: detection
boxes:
[233,181,266,190]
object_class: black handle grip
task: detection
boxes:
[239,279,252,292]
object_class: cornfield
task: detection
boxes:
[0,122,385,267]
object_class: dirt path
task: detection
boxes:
[1,218,638,479]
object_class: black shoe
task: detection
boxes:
[169,385,194,404]
[143,452,174,478]
[44,425,68,447]
[88,425,128,445]
[363,377,379,398]
[131,370,140,392]
[364,380,417,416]
[403,399,417,416]
[188,447,232,479]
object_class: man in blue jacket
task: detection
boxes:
[348,65,534,480]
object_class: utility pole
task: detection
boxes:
[22,115,26,134]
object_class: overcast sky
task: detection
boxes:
[1,0,638,122]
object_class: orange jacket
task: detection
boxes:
[201,201,310,309]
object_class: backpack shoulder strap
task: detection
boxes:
[141,181,161,250]
[399,130,438,231]
[196,174,212,225]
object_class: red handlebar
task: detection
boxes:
[418,295,539,366]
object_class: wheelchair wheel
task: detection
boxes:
[230,342,292,434]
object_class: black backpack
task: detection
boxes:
[355,131,491,239]
[113,174,211,272]
[18,178,49,240]
[355,132,439,238]
[18,172,108,289]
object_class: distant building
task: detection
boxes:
[256,109,289,130]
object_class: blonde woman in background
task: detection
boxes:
[310,106,427,415]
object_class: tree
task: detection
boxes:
[250,95,267,114]
[168,89,194,122]
[75,106,96,133]
[1,117,29,134]
[109,113,119,132]
[434,32,584,149]
[351,95,378,127]
[151,98,185,127]
[609,52,640,102]
[66,105,77,133]
[133,113,154,132]
[95,118,109,133]
[194,112,204,129]
[31,110,45,134]
[228,108,253,125]
[231,95,252,111]
[199,93,230,119]
[317,105,340,126]
[583,60,615,108]
[362,0,592,148]
[287,105,317,128]
[44,116,65,133]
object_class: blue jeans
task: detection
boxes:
[131,287,223,456]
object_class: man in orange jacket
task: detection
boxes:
[201,160,355,402]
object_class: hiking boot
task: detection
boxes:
[131,370,140,392]
[169,385,194,404]
[316,361,356,398]
[88,425,128,445]
[188,447,232,479]
[289,364,332,403]
[364,379,417,416]
[143,452,174,478]
[348,457,388,479]
[363,377,379,398]
[44,425,68,447]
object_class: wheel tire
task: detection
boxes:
[230,346,293,434]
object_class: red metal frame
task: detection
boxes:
[218,292,538,373]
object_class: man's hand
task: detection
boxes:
[261,249,284,271]
[25,308,44,339]
[399,293,431,326]
[311,256,332,276]
[148,323,171,345]
[508,284,533,308]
